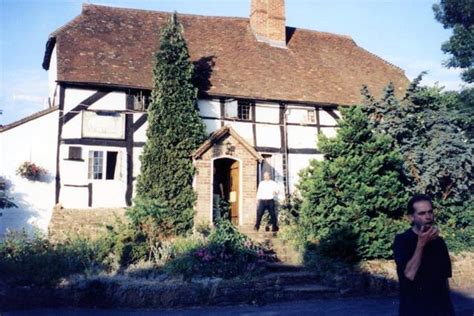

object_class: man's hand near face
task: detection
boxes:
[404,225,440,281]
[417,225,439,247]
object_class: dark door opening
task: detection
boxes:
[213,158,239,225]
[106,151,118,180]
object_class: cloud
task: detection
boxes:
[12,94,46,104]
[384,55,471,91]
[0,69,49,125]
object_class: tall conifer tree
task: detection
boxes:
[132,13,207,235]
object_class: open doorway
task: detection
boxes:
[213,158,240,225]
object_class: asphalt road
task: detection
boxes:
[4,290,474,316]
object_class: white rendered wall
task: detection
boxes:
[48,47,58,106]
[62,89,127,139]
[89,91,126,111]
[255,124,281,148]
[59,145,127,208]
[255,102,279,123]
[319,108,340,126]
[63,88,95,112]
[203,119,220,135]
[0,110,58,238]
[134,119,147,143]
[287,153,324,193]
[198,99,220,118]
[287,125,318,148]
[225,122,254,146]
[61,112,83,139]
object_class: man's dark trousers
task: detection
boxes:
[255,199,278,230]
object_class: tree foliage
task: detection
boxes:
[433,0,474,83]
[362,76,473,203]
[131,13,207,236]
[298,106,408,260]
[362,78,474,251]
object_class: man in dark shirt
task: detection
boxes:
[393,194,455,316]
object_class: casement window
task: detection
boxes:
[88,150,121,180]
[68,146,82,160]
[225,100,252,121]
[133,91,151,111]
[307,109,317,124]
[238,102,252,120]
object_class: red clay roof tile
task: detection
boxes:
[49,4,409,105]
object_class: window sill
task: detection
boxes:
[64,158,84,162]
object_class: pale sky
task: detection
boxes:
[0,0,469,125]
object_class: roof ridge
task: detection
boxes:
[85,3,354,40]
[50,13,84,37]
[290,27,354,41]
[355,45,405,74]
[82,3,248,21]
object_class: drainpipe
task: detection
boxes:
[283,104,290,197]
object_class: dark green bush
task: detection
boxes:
[102,219,148,267]
[435,197,474,252]
[297,106,408,260]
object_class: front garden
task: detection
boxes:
[1,9,473,310]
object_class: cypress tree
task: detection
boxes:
[130,13,207,236]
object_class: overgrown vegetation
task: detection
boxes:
[362,77,473,252]
[166,220,266,279]
[295,77,473,270]
[0,230,109,285]
[0,218,269,286]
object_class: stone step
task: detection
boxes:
[264,271,321,286]
[282,284,337,301]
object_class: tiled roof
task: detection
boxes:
[46,4,409,105]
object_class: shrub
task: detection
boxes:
[0,230,107,285]
[16,161,47,181]
[166,220,266,279]
[297,106,408,260]
[102,219,148,268]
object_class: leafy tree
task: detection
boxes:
[362,78,474,251]
[130,13,207,236]
[452,87,474,140]
[298,106,408,260]
[362,77,472,203]
[433,0,474,83]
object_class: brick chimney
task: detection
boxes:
[250,0,286,48]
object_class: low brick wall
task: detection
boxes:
[48,206,127,242]
[349,252,474,294]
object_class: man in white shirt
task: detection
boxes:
[254,171,279,232]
